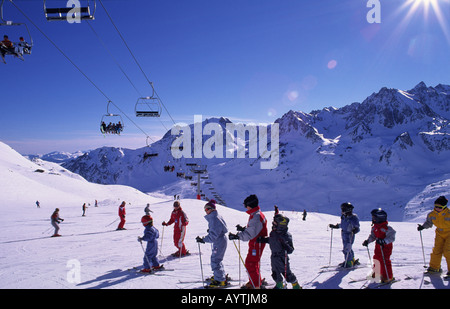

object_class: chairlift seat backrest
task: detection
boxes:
[45,7,94,21]
[136,111,160,117]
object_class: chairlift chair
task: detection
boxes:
[0,0,33,63]
[100,101,124,135]
[43,0,96,21]
[135,96,162,118]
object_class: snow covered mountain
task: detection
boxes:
[61,82,450,221]
[26,150,87,163]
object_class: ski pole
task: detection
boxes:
[366,246,372,266]
[105,218,119,227]
[42,226,53,234]
[238,239,241,286]
[328,227,333,266]
[379,242,390,281]
[419,228,427,268]
[284,251,288,289]
[159,225,165,256]
[139,240,152,271]
[198,242,205,288]
[232,239,256,289]
[343,232,354,267]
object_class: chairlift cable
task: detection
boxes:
[86,20,143,98]
[98,0,176,126]
[8,0,156,144]
[85,21,170,133]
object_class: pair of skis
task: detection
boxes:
[128,265,174,276]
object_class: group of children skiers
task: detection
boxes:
[48,194,450,288]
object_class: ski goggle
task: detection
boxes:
[434,204,447,210]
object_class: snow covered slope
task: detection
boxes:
[1,141,448,289]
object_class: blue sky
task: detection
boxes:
[1,0,450,154]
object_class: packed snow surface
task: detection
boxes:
[0,141,448,289]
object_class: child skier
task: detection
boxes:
[137,215,163,273]
[258,207,301,289]
[50,208,64,237]
[196,199,228,288]
[362,208,396,283]
[329,202,360,267]
[228,194,268,289]
[417,196,450,276]
[162,201,189,257]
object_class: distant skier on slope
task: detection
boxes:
[138,215,163,273]
[50,208,64,237]
[258,206,301,289]
[329,202,360,268]
[144,203,152,216]
[82,203,88,216]
[162,201,189,257]
[363,208,396,283]
[196,199,228,288]
[117,201,126,230]
[417,196,450,277]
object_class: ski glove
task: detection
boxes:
[196,236,205,244]
[329,224,339,229]
[362,240,369,247]
[417,224,425,231]
[376,238,386,246]
[236,224,246,232]
[228,232,239,240]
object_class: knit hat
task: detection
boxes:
[435,196,448,208]
[243,194,259,208]
[204,199,217,211]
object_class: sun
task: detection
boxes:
[400,0,450,42]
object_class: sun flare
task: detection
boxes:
[401,0,450,42]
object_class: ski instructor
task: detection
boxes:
[229,194,268,289]
[162,201,189,257]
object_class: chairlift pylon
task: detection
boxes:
[43,0,96,21]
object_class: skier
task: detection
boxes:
[417,196,450,276]
[137,215,163,273]
[302,209,307,221]
[144,203,152,216]
[329,202,360,268]
[196,199,228,288]
[36,200,40,208]
[50,208,64,237]
[362,208,396,283]
[258,207,301,289]
[82,203,88,216]
[162,201,189,257]
[228,194,268,289]
[117,201,126,230]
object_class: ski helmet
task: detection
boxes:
[340,202,354,215]
[273,214,290,231]
[434,196,448,209]
[141,215,153,226]
[371,208,387,223]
